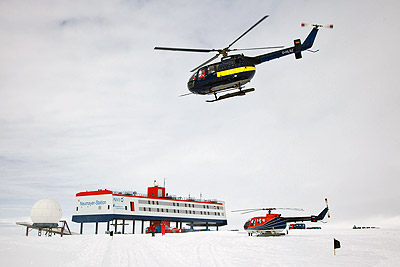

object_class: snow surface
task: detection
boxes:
[1,229,399,267]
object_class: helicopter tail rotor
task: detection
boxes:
[301,23,334,29]
[325,198,330,218]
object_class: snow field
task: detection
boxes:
[0,229,399,267]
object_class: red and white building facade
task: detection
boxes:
[72,183,227,233]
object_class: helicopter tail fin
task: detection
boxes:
[311,207,329,222]
[302,27,319,50]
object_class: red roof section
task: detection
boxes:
[76,190,113,197]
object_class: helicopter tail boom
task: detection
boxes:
[249,26,321,65]
[282,198,330,223]
[282,206,328,223]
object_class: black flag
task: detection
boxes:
[334,238,341,249]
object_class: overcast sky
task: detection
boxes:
[1,0,399,234]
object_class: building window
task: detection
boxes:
[125,206,127,210]
[98,206,102,210]
[130,202,135,211]
[108,205,110,209]
[76,207,78,211]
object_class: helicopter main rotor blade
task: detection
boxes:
[230,46,284,52]
[227,15,269,49]
[276,208,304,212]
[154,47,217,53]
[231,209,262,213]
[231,207,304,214]
[190,54,220,72]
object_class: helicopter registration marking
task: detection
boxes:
[217,66,256,78]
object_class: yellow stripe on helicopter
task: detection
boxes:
[217,66,256,78]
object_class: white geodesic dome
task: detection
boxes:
[30,199,62,224]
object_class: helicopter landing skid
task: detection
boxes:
[206,88,255,103]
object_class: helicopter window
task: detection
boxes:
[250,220,255,226]
[197,68,206,80]
[208,65,215,73]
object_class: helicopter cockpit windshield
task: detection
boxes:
[188,67,207,90]
[188,72,197,89]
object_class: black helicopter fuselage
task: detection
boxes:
[187,27,319,95]
[187,54,256,95]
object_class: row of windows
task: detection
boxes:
[250,218,266,226]
[203,59,244,75]
[76,203,224,217]
[138,206,223,217]
[138,199,223,210]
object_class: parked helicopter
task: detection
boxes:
[155,16,333,102]
[232,198,330,236]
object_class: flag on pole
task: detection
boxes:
[334,238,341,255]
[334,238,341,249]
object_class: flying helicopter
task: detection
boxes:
[232,198,330,236]
[154,16,333,102]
